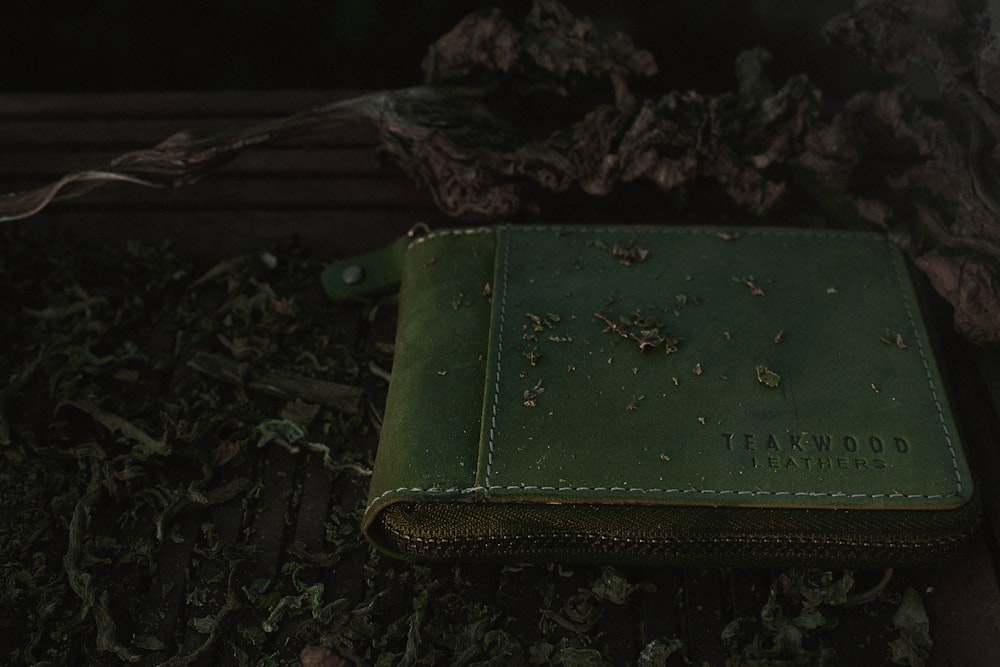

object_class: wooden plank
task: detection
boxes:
[0,90,370,119]
[132,520,200,662]
[323,432,377,607]
[222,448,300,662]
[0,116,380,148]
[292,464,335,552]
[167,497,246,666]
[1,176,434,212]
[724,568,770,620]
[0,147,387,178]
[15,209,451,261]
[636,567,684,648]
[681,569,729,664]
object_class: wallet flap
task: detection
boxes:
[476,226,970,511]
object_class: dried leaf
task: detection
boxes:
[755,365,781,388]
[889,587,933,667]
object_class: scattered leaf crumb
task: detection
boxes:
[523,379,545,407]
[595,310,678,354]
[611,241,650,265]
[733,275,765,296]
[881,328,907,349]
[755,365,781,388]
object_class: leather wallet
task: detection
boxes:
[329,225,979,566]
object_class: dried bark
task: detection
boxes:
[798,0,1000,342]
[3,0,1000,341]
[0,1,811,223]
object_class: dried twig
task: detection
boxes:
[188,351,362,415]
[64,398,171,458]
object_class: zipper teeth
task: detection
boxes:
[379,520,976,561]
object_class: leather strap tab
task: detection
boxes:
[321,223,431,301]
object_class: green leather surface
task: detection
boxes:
[366,228,495,511]
[479,226,971,509]
[364,225,976,557]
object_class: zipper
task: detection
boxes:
[375,510,979,566]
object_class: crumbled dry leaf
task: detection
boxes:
[755,365,781,388]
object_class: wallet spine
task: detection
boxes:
[363,228,498,543]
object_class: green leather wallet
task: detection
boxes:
[336,225,979,567]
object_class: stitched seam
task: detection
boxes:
[484,231,511,490]
[407,226,494,251]
[889,249,963,495]
[409,225,877,251]
[366,484,960,509]
[485,226,884,240]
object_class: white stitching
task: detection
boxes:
[484,231,511,490]
[888,249,964,495]
[370,226,966,510]
[407,226,494,250]
[407,225,873,251]
[366,484,960,510]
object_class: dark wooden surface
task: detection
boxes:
[2,91,1000,666]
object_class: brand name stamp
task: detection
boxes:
[723,432,910,472]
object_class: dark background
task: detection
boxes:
[1,1,871,97]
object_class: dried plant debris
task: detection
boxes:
[595,310,679,353]
[722,569,901,666]
[733,275,767,297]
[0,226,950,665]
[0,229,374,664]
[881,328,908,349]
[801,1,1000,342]
[889,587,934,666]
[756,364,782,388]
[611,241,650,266]
[523,379,545,407]
[3,1,1000,339]
[585,237,652,265]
